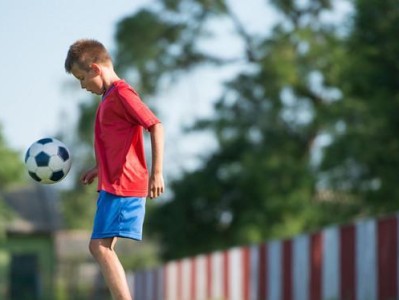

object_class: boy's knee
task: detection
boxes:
[89,238,114,259]
[89,240,105,259]
[89,240,99,258]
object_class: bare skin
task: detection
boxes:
[89,238,132,300]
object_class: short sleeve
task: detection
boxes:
[116,85,160,129]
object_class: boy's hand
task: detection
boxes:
[148,173,164,199]
[81,166,98,185]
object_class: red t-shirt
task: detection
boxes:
[94,80,160,196]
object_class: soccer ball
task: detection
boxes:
[25,138,72,184]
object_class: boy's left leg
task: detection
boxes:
[89,237,131,300]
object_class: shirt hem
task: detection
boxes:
[99,187,148,197]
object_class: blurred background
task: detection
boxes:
[1,0,399,299]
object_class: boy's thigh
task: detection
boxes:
[89,237,117,250]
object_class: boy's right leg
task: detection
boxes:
[89,237,132,300]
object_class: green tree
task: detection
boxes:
[60,100,98,229]
[68,0,399,261]
[0,126,25,188]
[0,125,25,233]
[113,0,351,259]
[320,0,399,214]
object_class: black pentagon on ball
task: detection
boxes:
[58,146,70,161]
[35,151,51,167]
[37,138,54,145]
[28,171,42,182]
[50,170,65,182]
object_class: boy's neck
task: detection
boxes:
[102,69,121,91]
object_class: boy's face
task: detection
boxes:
[71,63,105,95]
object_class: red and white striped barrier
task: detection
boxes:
[128,213,399,300]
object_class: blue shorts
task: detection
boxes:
[91,191,146,241]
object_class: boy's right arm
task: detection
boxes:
[81,166,98,185]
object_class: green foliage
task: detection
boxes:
[118,238,160,271]
[68,0,399,262]
[76,100,97,145]
[112,0,355,260]
[320,0,399,214]
[115,9,206,94]
[0,196,16,238]
[61,184,97,229]
[149,17,348,257]
[114,1,230,95]
[270,0,332,19]
[0,126,25,238]
[59,98,98,230]
[0,127,25,189]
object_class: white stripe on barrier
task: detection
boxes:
[322,226,340,299]
[128,214,399,300]
[268,240,282,300]
[229,247,243,300]
[196,255,207,300]
[181,258,191,300]
[165,262,178,300]
[211,251,223,299]
[293,234,309,300]
[356,219,377,300]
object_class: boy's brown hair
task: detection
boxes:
[65,39,112,73]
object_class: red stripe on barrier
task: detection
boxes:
[190,259,197,300]
[206,254,212,300]
[378,216,398,300]
[163,267,168,300]
[176,261,182,300]
[223,250,230,300]
[258,243,267,300]
[340,225,355,300]
[282,240,292,300]
[243,247,251,300]
[310,233,322,300]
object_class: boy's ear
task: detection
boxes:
[90,63,102,75]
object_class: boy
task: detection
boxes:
[64,39,164,300]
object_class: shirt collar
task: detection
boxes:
[102,84,116,100]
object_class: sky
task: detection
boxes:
[0,0,351,180]
[0,0,151,152]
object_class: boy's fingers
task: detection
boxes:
[148,185,164,199]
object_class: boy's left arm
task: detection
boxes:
[148,123,165,199]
